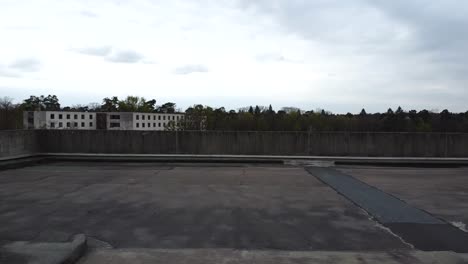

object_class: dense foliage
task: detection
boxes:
[2,95,468,132]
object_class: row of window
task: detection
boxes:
[135,122,178,128]
[50,122,93,128]
[50,114,94,120]
[136,115,181,121]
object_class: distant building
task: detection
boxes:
[23,111,185,131]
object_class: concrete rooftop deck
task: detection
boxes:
[0,161,467,263]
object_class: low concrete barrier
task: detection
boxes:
[0,130,38,158]
[33,130,468,157]
[2,130,468,158]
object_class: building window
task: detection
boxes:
[50,114,55,119]
[142,123,145,128]
[163,116,166,120]
[153,116,156,120]
[148,123,150,127]
[59,114,63,119]
[177,116,180,120]
[67,122,70,127]
[142,115,145,120]
[158,116,161,120]
[136,123,139,128]
[136,115,139,120]
[110,115,120,119]
[148,115,150,120]
[153,123,156,127]
[73,122,78,127]
[81,122,85,127]
[50,122,55,128]
[173,116,175,120]
[89,115,93,119]
[59,122,63,127]
[74,114,78,119]
[89,122,93,127]
[110,122,120,128]
[67,114,70,119]
[81,114,85,119]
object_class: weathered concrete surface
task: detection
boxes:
[0,162,407,251]
[0,234,86,264]
[338,166,468,231]
[35,130,468,157]
[0,130,37,158]
[79,248,468,264]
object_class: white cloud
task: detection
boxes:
[9,58,41,72]
[106,50,143,63]
[174,64,209,75]
[0,0,467,112]
[80,10,98,18]
[76,46,112,57]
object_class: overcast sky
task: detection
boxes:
[1,0,467,113]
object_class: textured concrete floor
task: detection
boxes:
[0,162,406,251]
[338,166,468,231]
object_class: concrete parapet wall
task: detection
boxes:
[2,130,468,158]
[33,130,468,157]
[0,130,38,158]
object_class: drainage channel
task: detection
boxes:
[305,166,468,253]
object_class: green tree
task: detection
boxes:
[118,96,145,112]
[157,102,176,113]
[101,96,119,112]
[22,95,60,111]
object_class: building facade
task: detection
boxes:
[23,111,185,131]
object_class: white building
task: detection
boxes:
[24,111,96,130]
[24,111,185,131]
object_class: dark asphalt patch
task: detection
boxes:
[387,223,468,252]
[305,167,442,224]
[306,166,468,253]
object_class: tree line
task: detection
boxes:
[1,94,468,132]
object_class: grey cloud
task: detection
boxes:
[243,0,468,60]
[9,58,41,72]
[80,10,98,18]
[256,53,286,62]
[256,53,302,63]
[174,64,209,75]
[0,58,41,78]
[238,0,468,106]
[75,46,147,64]
[76,46,112,57]
[0,67,20,78]
[238,1,380,44]
[368,1,468,64]
[106,50,143,63]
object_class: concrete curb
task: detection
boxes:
[0,234,87,264]
[39,153,468,166]
[0,156,48,171]
[2,153,468,167]
[62,234,87,264]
